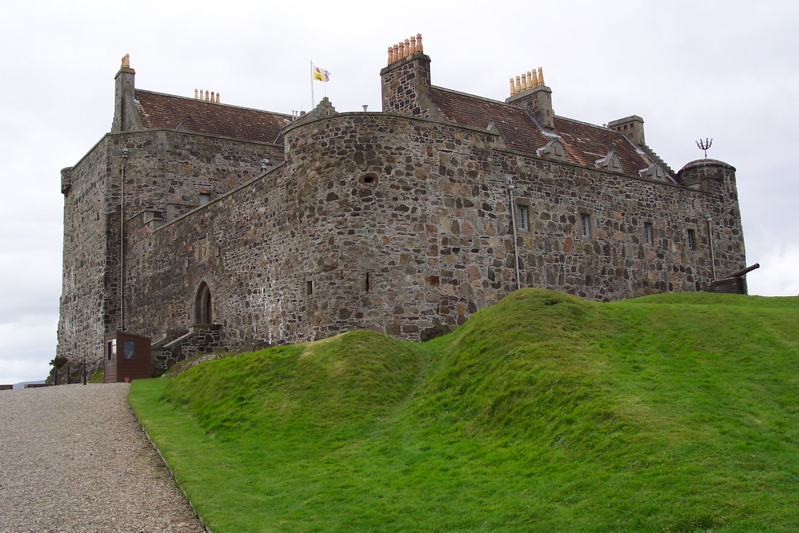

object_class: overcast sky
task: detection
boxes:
[1,0,797,383]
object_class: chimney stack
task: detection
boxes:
[607,116,645,146]
[380,33,443,120]
[506,67,554,130]
[112,54,142,133]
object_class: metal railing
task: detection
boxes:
[52,363,88,386]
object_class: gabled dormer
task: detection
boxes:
[639,163,669,182]
[537,139,568,161]
[486,122,508,149]
[596,151,624,172]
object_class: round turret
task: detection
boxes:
[677,159,736,195]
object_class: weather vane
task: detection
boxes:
[695,138,713,159]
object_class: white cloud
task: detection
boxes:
[747,248,799,297]
[0,317,57,384]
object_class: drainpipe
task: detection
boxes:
[120,148,129,331]
[705,211,716,280]
[506,176,521,289]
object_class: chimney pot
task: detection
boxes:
[506,66,554,130]
[386,34,425,65]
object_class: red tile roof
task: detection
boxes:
[553,116,654,173]
[431,87,656,177]
[431,87,550,154]
[134,90,291,144]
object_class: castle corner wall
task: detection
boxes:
[120,112,747,355]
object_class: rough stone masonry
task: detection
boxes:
[58,35,746,373]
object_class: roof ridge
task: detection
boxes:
[135,89,292,119]
[554,114,613,131]
[433,87,623,134]
[431,86,526,112]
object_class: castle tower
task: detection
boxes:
[678,158,738,198]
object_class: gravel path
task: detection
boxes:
[0,383,206,533]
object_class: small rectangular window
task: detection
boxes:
[516,204,530,232]
[644,222,653,245]
[306,280,313,295]
[199,193,211,206]
[580,213,591,238]
[687,229,696,250]
[123,340,135,359]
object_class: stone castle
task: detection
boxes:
[58,35,747,371]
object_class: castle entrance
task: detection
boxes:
[194,282,212,325]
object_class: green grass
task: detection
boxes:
[129,289,799,532]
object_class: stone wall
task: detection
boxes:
[108,129,284,218]
[152,325,223,370]
[57,137,110,369]
[120,112,746,355]
[380,53,441,119]
[678,159,745,278]
[58,129,285,366]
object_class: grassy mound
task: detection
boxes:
[130,289,799,532]
[164,330,420,435]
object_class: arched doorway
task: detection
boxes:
[194,282,212,326]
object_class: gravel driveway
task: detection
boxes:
[0,383,206,533]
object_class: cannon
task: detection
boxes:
[709,263,760,294]
[717,263,760,281]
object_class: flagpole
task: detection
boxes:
[310,60,314,110]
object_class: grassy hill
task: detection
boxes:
[129,289,799,532]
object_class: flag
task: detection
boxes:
[313,66,331,82]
